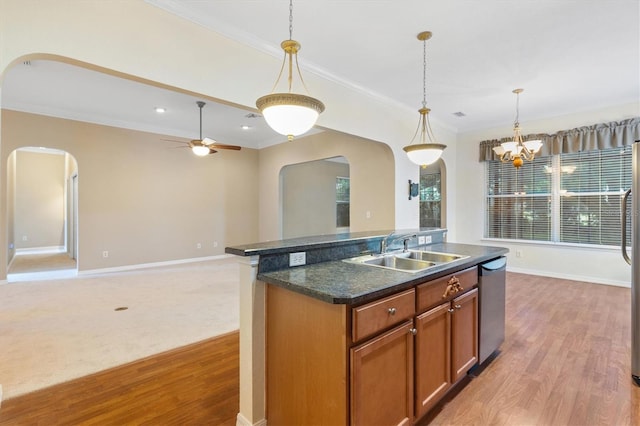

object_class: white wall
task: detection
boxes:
[455,102,640,286]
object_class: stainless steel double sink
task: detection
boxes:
[343,250,469,273]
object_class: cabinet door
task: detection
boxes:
[414,302,451,419]
[451,288,478,383]
[351,320,414,426]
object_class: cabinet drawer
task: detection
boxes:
[417,266,478,313]
[352,289,415,342]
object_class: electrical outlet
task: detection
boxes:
[102,251,109,258]
[418,236,426,245]
[424,235,432,244]
[196,243,202,249]
[213,241,218,248]
[366,211,371,219]
[289,252,306,267]
[22,236,28,241]
[516,250,522,258]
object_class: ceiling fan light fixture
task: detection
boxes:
[256,0,324,141]
[192,145,210,156]
[403,31,446,167]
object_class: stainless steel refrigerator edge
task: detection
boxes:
[621,138,640,386]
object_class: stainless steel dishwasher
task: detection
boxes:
[478,256,507,364]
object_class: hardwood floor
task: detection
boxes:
[1,274,639,425]
[0,331,238,425]
[423,273,640,426]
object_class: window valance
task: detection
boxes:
[479,117,640,162]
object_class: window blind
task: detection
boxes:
[486,157,552,241]
[559,146,632,245]
[485,146,632,247]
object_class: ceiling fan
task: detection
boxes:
[170,101,242,156]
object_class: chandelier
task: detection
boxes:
[256,0,324,141]
[492,88,543,168]
[403,31,446,167]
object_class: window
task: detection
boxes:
[336,177,350,229]
[485,145,632,247]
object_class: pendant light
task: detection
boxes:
[256,0,325,141]
[403,31,446,167]
[492,88,543,168]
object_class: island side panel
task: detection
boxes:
[266,284,349,426]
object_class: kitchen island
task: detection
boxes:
[227,230,508,426]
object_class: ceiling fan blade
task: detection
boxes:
[202,137,217,145]
[210,144,241,150]
[208,148,218,155]
[161,138,187,143]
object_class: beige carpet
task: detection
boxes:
[0,257,239,400]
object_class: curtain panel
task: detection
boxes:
[479,117,640,162]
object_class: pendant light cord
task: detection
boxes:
[289,0,293,40]
[422,38,427,109]
[514,91,520,126]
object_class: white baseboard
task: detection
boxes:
[7,269,78,283]
[15,246,66,255]
[78,254,234,277]
[236,413,267,426]
[507,266,630,288]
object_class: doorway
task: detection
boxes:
[419,160,445,228]
[281,156,350,239]
[7,148,79,281]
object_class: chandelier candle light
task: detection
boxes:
[256,0,325,141]
[403,31,446,167]
[492,88,543,168]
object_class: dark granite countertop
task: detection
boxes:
[257,242,508,305]
[225,229,444,257]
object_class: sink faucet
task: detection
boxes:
[380,233,417,254]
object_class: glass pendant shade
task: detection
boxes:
[256,93,324,140]
[523,139,543,153]
[404,143,446,166]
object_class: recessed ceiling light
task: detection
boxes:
[241,125,251,130]
[154,107,166,113]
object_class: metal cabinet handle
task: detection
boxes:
[409,328,417,335]
[447,308,455,313]
[388,307,396,315]
[454,304,462,310]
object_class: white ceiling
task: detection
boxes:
[2,1,638,149]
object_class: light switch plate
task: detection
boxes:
[424,235,432,244]
[418,236,426,245]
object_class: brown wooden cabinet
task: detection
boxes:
[415,303,451,418]
[265,265,480,426]
[351,320,414,426]
[414,289,478,418]
[451,289,479,383]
